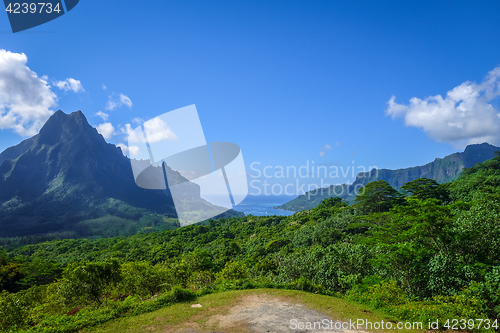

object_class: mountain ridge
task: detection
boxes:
[0,110,240,237]
[277,142,500,211]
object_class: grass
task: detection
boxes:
[82,289,425,333]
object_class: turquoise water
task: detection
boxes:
[233,195,296,216]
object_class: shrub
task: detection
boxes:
[216,261,248,281]
[120,261,169,298]
[59,259,122,308]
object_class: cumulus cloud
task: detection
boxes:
[106,93,133,111]
[95,122,116,140]
[116,143,141,157]
[386,66,500,147]
[123,118,178,144]
[0,49,57,136]
[54,78,85,93]
[101,84,107,91]
[143,118,177,143]
[319,143,334,158]
[96,111,108,121]
[119,94,133,107]
[132,117,144,125]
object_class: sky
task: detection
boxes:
[1,0,500,197]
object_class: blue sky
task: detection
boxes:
[1,0,500,195]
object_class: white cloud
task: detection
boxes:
[119,94,133,108]
[318,143,333,158]
[101,84,107,91]
[105,98,118,111]
[143,118,177,143]
[386,66,500,147]
[116,143,141,157]
[95,122,116,139]
[132,117,144,125]
[96,111,108,121]
[106,93,133,111]
[0,49,57,136]
[122,124,141,142]
[54,78,85,93]
[123,118,178,144]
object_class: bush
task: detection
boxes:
[0,290,30,331]
[120,261,169,298]
[346,280,491,329]
[216,261,248,281]
[26,287,196,333]
[59,259,122,308]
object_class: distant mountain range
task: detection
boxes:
[0,110,240,238]
[277,142,500,211]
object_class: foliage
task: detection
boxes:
[59,259,122,308]
[400,177,450,203]
[120,261,170,298]
[1,155,500,331]
[346,280,490,330]
[354,180,404,213]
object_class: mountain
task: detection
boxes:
[0,110,240,238]
[277,143,500,211]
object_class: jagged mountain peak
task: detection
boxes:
[0,110,177,236]
[35,110,106,148]
[0,110,240,237]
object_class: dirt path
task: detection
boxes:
[161,293,370,333]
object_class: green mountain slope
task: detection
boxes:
[277,143,499,211]
[0,110,241,238]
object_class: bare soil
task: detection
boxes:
[160,293,370,333]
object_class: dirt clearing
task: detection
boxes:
[163,293,369,333]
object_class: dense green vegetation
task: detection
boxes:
[2,155,500,332]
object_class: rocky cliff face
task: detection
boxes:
[0,110,237,237]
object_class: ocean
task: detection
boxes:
[232,195,296,216]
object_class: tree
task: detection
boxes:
[362,198,459,296]
[0,248,22,293]
[316,197,344,209]
[19,259,63,288]
[216,261,248,280]
[354,180,403,213]
[400,178,449,203]
[120,261,168,297]
[59,259,121,307]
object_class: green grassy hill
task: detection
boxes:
[1,155,500,332]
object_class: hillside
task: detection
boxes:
[1,154,499,331]
[0,110,241,238]
[277,142,499,211]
